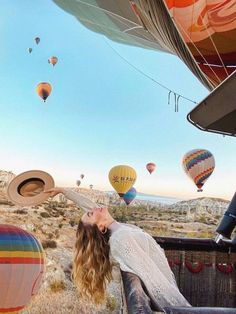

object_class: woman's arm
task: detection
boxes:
[44,187,98,213]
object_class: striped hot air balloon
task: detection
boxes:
[182,149,215,192]
[0,225,45,314]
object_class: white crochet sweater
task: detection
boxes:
[64,189,191,310]
[109,223,191,310]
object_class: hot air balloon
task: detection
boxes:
[123,187,137,206]
[48,56,58,67]
[146,162,156,174]
[109,165,137,198]
[54,1,236,90]
[80,174,84,179]
[76,180,81,187]
[0,224,45,313]
[35,37,40,45]
[182,149,215,192]
[28,48,32,53]
[36,82,52,102]
[89,184,93,190]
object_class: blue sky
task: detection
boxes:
[0,0,235,200]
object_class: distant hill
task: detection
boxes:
[170,197,229,215]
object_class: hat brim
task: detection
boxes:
[7,170,55,206]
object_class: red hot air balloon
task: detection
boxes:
[48,56,58,67]
[146,163,156,174]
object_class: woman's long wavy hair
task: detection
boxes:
[72,220,113,305]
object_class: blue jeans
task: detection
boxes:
[121,271,158,314]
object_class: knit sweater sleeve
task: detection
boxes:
[110,231,191,309]
[63,189,99,212]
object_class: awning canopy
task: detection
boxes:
[187,71,236,137]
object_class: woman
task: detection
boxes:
[45,188,191,312]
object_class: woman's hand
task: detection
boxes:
[44,187,64,198]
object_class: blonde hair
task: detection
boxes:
[72,220,113,305]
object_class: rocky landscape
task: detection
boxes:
[0,171,231,313]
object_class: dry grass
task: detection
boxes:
[22,288,119,314]
[50,280,66,292]
[22,290,93,314]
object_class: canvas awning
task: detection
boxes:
[187,71,236,137]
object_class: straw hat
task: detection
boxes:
[7,170,55,206]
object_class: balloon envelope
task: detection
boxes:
[182,149,215,192]
[163,0,236,87]
[80,174,84,179]
[54,1,236,89]
[48,56,58,66]
[109,165,137,197]
[123,187,137,205]
[0,225,44,313]
[36,82,52,102]
[35,37,40,44]
[146,162,156,174]
[76,180,81,187]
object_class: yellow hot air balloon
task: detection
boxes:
[109,165,137,197]
[36,82,52,102]
[48,56,58,66]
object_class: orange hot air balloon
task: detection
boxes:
[48,56,58,66]
[36,82,52,102]
[146,163,156,174]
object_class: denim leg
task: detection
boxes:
[121,271,153,314]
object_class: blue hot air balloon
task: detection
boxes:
[123,187,137,206]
